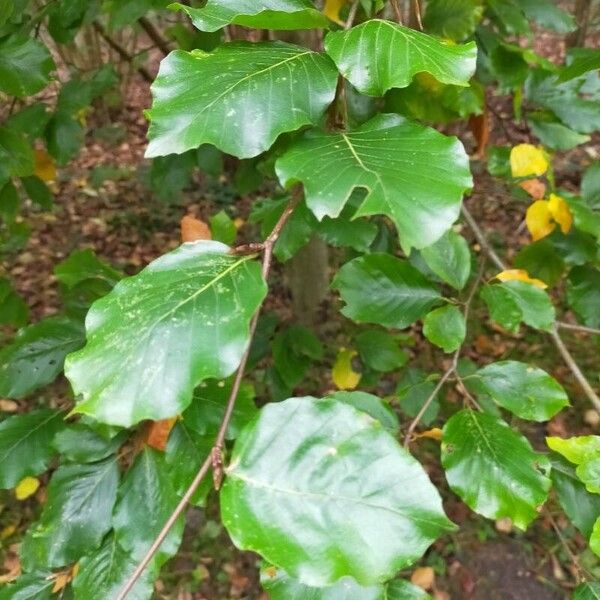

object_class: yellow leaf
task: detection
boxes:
[15,476,40,501]
[526,200,555,241]
[332,348,361,390]
[411,566,435,590]
[510,144,549,178]
[415,427,443,441]
[51,563,79,593]
[233,217,245,230]
[1,524,16,539]
[34,149,57,182]
[495,269,548,289]
[548,193,572,235]
[323,0,347,24]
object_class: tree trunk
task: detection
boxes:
[286,236,330,326]
[566,0,591,47]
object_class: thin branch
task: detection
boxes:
[404,360,456,447]
[92,22,153,83]
[461,204,600,414]
[345,0,360,29]
[389,0,403,23]
[137,16,171,56]
[116,189,303,600]
[404,261,485,447]
[411,0,423,30]
[545,509,584,584]
[557,322,600,336]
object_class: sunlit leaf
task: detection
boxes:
[15,476,40,501]
[324,20,477,96]
[495,269,547,289]
[221,397,455,586]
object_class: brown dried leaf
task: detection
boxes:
[519,178,546,199]
[181,215,211,242]
[144,417,178,451]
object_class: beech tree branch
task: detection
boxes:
[93,22,154,83]
[404,261,485,446]
[117,189,303,599]
[461,204,600,414]
[137,16,171,56]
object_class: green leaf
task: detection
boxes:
[582,162,600,209]
[260,566,433,599]
[441,410,551,529]
[184,378,257,440]
[276,114,472,251]
[420,230,471,290]
[550,453,600,539]
[221,396,455,586]
[332,253,442,329]
[272,325,323,388]
[423,0,483,41]
[54,249,122,288]
[474,361,569,421]
[0,316,85,398]
[423,305,465,353]
[592,518,600,558]
[0,409,65,488]
[486,0,530,34]
[547,436,600,465]
[0,35,54,97]
[480,283,521,333]
[528,111,590,151]
[481,281,555,332]
[0,277,28,327]
[513,238,564,286]
[525,69,600,134]
[317,208,377,253]
[0,572,54,600]
[210,210,237,245]
[324,20,477,96]
[249,197,317,262]
[573,582,600,600]
[21,175,53,210]
[577,458,600,495]
[261,567,383,600]
[146,43,338,159]
[73,534,154,600]
[45,113,85,165]
[355,329,408,372]
[519,0,575,33]
[165,420,213,506]
[107,0,169,28]
[559,48,600,83]
[20,457,119,570]
[0,180,20,223]
[0,0,14,27]
[567,266,600,329]
[171,0,328,32]
[66,241,267,427]
[396,368,440,426]
[53,424,125,463]
[324,391,399,433]
[0,126,34,178]
[113,447,184,566]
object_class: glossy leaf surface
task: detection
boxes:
[474,360,569,421]
[0,409,65,488]
[20,458,119,569]
[146,43,338,159]
[221,397,455,586]
[423,305,465,353]
[324,20,477,96]
[420,230,471,290]
[172,0,328,32]
[66,241,266,427]
[277,114,472,251]
[332,253,442,329]
[442,410,551,529]
[0,316,84,399]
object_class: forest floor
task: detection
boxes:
[1,20,599,600]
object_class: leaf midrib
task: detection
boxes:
[228,470,443,527]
